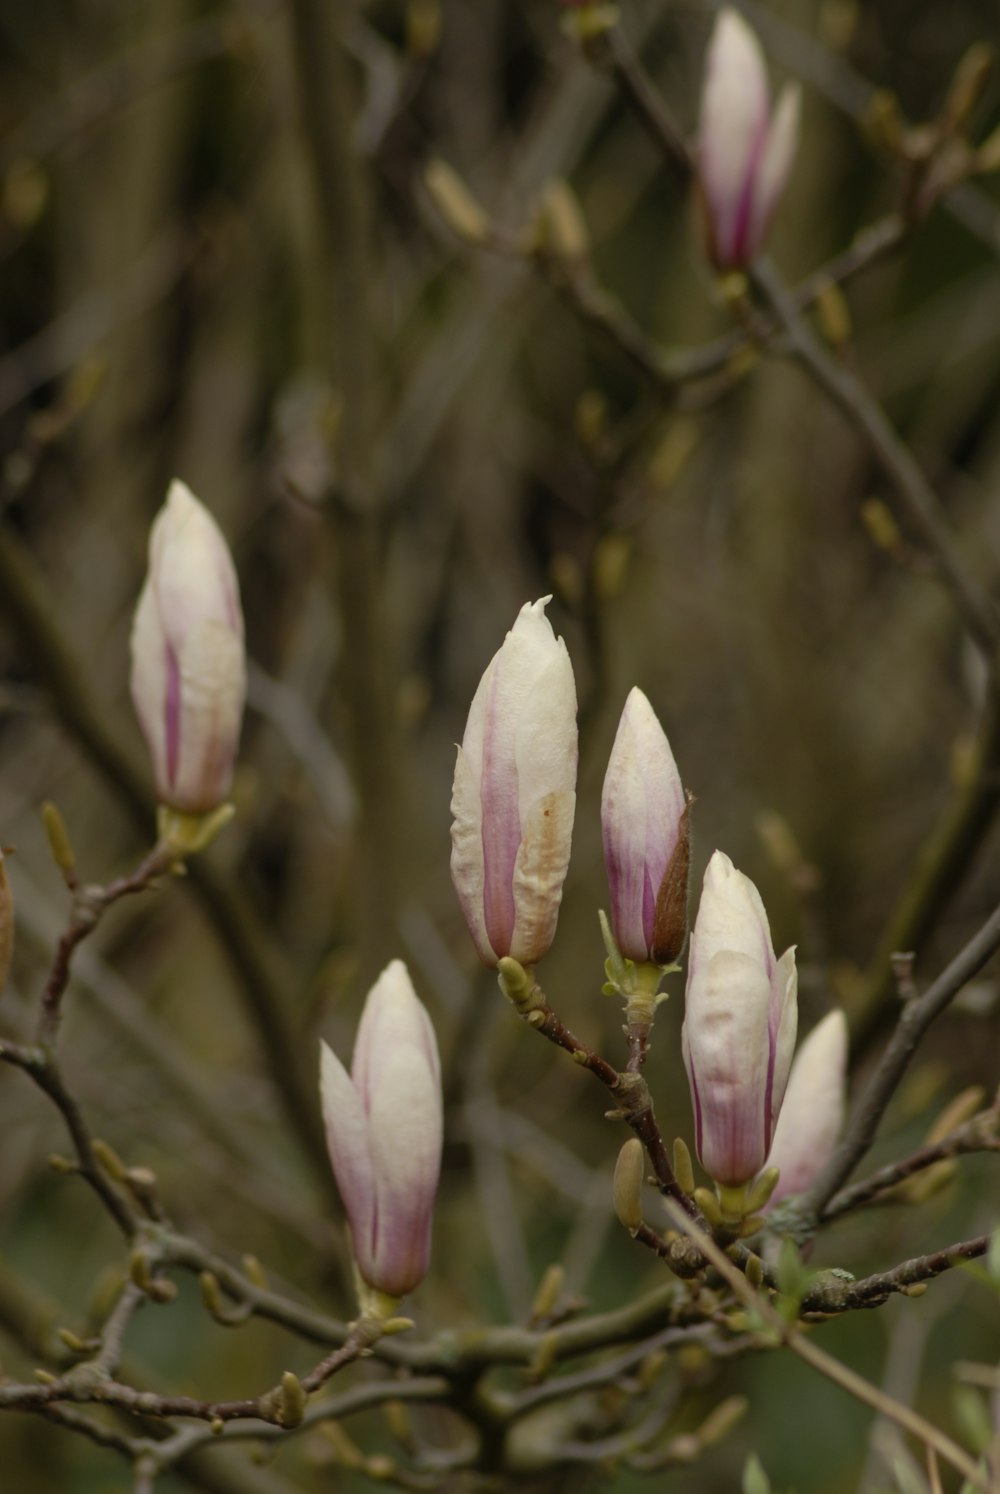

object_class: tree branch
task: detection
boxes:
[750,257,1000,655]
[802,899,1000,1219]
[0,527,330,1186]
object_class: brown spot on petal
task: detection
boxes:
[651,794,692,965]
[510,790,575,966]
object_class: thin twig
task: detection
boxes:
[823,1106,1000,1220]
[92,1283,147,1378]
[581,23,692,182]
[498,963,695,1212]
[662,1200,993,1493]
[802,899,1000,1219]
[36,842,172,1047]
[0,1041,136,1235]
[800,1235,991,1315]
[0,527,330,1185]
[851,674,1000,1054]
[750,257,1000,654]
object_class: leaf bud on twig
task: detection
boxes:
[42,802,76,886]
[534,179,589,263]
[697,1394,749,1449]
[672,1137,696,1196]
[940,42,994,138]
[278,1371,306,1428]
[424,160,491,246]
[613,1137,646,1233]
[530,1263,565,1323]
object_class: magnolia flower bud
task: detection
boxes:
[765,1009,848,1207]
[698,8,801,271]
[682,851,798,1188]
[320,960,443,1300]
[601,688,689,965]
[450,597,578,968]
[130,480,246,815]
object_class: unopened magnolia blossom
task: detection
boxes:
[765,1008,848,1207]
[450,597,578,968]
[320,961,443,1301]
[682,851,798,1188]
[698,8,801,270]
[602,687,689,966]
[130,480,246,814]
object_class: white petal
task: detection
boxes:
[153,480,243,647]
[353,960,440,1108]
[602,697,652,959]
[368,1039,443,1297]
[694,852,775,973]
[750,82,801,253]
[769,944,799,1130]
[699,9,770,263]
[513,634,578,815]
[449,746,494,964]
[451,597,578,967]
[767,1009,847,1205]
[129,579,170,799]
[319,1040,375,1280]
[683,949,772,1185]
[602,688,684,959]
[172,621,245,812]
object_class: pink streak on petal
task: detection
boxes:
[164,644,181,790]
[722,113,769,265]
[479,667,520,957]
[642,864,656,951]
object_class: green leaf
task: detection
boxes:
[775,1237,814,1317]
[951,1385,993,1455]
[890,1452,930,1494]
[742,1452,772,1494]
[987,1226,1000,1284]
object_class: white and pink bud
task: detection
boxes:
[697,8,801,271]
[682,851,798,1188]
[130,480,246,815]
[765,1009,848,1207]
[450,597,578,969]
[601,688,689,966]
[320,960,443,1301]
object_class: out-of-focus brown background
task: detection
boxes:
[0,0,999,1488]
